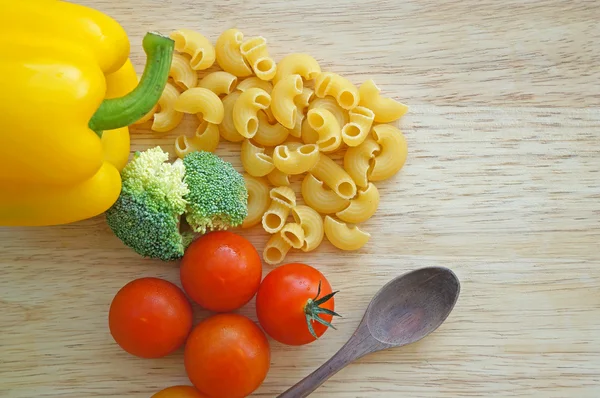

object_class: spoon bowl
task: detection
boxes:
[367,266,460,346]
[278,266,460,398]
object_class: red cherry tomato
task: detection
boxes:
[256,263,339,346]
[180,231,262,312]
[151,385,206,397]
[108,277,193,358]
[185,313,270,398]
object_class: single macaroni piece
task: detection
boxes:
[262,200,291,234]
[169,52,198,90]
[170,29,215,70]
[215,29,253,77]
[311,154,357,199]
[273,143,319,175]
[314,72,360,110]
[342,106,375,147]
[254,111,289,147]
[151,82,183,133]
[242,174,271,229]
[271,74,303,129]
[309,97,348,127]
[307,108,342,153]
[220,91,245,142]
[241,139,275,177]
[274,53,321,85]
[174,87,224,124]
[303,97,348,142]
[237,77,273,94]
[280,223,305,249]
[240,36,277,81]
[370,124,408,181]
[233,88,271,138]
[267,168,291,187]
[174,120,220,158]
[359,79,408,123]
[291,205,324,252]
[336,183,379,224]
[263,233,292,265]
[302,174,350,214]
[198,71,238,97]
[270,186,296,208]
[324,216,370,251]
[344,138,381,188]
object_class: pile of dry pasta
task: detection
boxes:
[139,28,408,265]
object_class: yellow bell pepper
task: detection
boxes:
[0,0,174,226]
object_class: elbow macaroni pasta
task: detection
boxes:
[145,28,410,259]
[242,174,271,228]
[174,119,220,158]
[170,29,215,70]
[219,91,245,142]
[314,72,360,110]
[263,233,292,265]
[267,168,291,187]
[342,106,375,147]
[324,216,370,251]
[174,87,224,124]
[151,82,183,133]
[215,29,253,77]
[336,183,379,224]
[307,108,342,153]
[241,139,275,177]
[169,52,197,90]
[233,88,271,138]
[280,223,305,249]
[240,36,277,81]
[302,173,350,214]
[254,111,290,147]
[198,71,238,97]
[309,97,348,127]
[370,124,408,181]
[271,74,303,129]
[270,186,296,208]
[237,77,273,94]
[262,200,291,234]
[291,205,324,252]
[274,53,321,85]
[311,153,357,200]
[359,79,408,123]
[273,143,319,175]
[344,138,381,188]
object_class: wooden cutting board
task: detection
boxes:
[2,1,599,397]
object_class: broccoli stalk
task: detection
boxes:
[106,147,248,261]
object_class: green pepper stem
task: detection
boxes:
[88,32,174,136]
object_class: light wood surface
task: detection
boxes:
[1,0,599,397]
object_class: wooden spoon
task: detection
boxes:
[277,266,460,398]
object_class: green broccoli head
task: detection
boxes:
[106,147,190,261]
[183,151,248,233]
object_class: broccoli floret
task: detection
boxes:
[183,151,248,233]
[106,147,190,261]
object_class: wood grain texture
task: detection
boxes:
[1,0,600,397]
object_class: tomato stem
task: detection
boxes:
[304,280,341,339]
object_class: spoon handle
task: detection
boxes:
[277,330,380,398]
